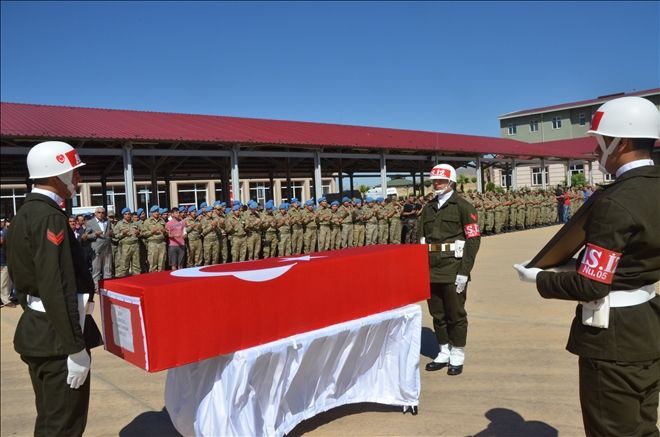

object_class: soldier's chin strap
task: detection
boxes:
[57,170,77,199]
[595,135,621,174]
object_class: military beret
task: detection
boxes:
[366,197,374,203]
[179,206,186,212]
[136,208,144,215]
[305,199,314,206]
[225,207,231,214]
[355,198,362,204]
[213,200,221,206]
[220,202,227,207]
[232,201,242,207]
[84,213,93,219]
[248,201,258,209]
[331,201,340,206]
[319,196,327,203]
[279,202,289,210]
[188,205,196,212]
[376,197,384,202]
[342,197,351,203]
[149,205,160,213]
[159,208,168,214]
[291,198,300,204]
[121,207,131,215]
[232,204,241,211]
[205,206,214,212]
[199,202,208,209]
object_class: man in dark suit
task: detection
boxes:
[7,141,103,437]
[86,206,113,291]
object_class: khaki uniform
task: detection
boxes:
[376,204,388,243]
[316,205,332,251]
[225,213,247,262]
[289,207,304,254]
[140,217,167,272]
[185,216,203,266]
[245,209,262,260]
[388,202,402,244]
[261,211,278,258]
[113,219,141,277]
[276,210,292,256]
[338,204,354,248]
[301,207,318,253]
[201,215,220,265]
[364,204,379,245]
[352,206,366,246]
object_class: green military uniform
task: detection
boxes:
[225,211,247,262]
[201,213,220,265]
[364,202,379,245]
[420,190,481,370]
[316,203,332,251]
[276,208,292,256]
[352,203,366,246]
[185,214,203,267]
[376,202,389,244]
[536,165,660,436]
[388,201,402,244]
[245,208,262,260]
[329,205,342,250]
[140,215,167,272]
[301,205,318,254]
[261,209,278,258]
[338,203,354,248]
[7,192,103,436]
[113,218,141,277]
[289,204,304,255]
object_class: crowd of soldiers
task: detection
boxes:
[68,185,589,278]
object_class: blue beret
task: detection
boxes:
[319,197,327,203]
[342,197,351,203]
[149,205,160,213]
[355,198,362,204]
[220,202,226,207]
[159,208,168,214]
[291,198,299,204]
[205,206,213,212]
[136,208,144,215]
[225,207,231,214]
[188,205,196,212]
[213,200,221,206]
[279,202,289,210]
[248,201,258,209]
[84,213,93,219]
[305,199,314,206]
[366,197,374,203]
[376,197,384,202]
[331,201,340,206]
[232,204,241,211]
[121,207,131,215]
[179,206,185,212]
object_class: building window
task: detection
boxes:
[178,183,208,208]
[249,181,270,204]
[1,187,26,217]
[603,173,614,182]
[281,180,304,202]
[552,116,562,129]
[569,164,584,176]
[507,123,517,135]
[322,179,332,197]
[136,184,166,212]
[531,166,549,186]
[500,169,512,188]
[90,185,126,214]
[529,120,539,132]
[578,113,586,126]
[214,181,224,203]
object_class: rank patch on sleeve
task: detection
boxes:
[47,229,64,246]
[578,243,621,284]
[464,223,481,238]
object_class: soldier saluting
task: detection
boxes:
[7,141,103,436]
[514,96,660,436]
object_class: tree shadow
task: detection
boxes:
[420,326,439,359]
[469,408,558,437]
[287,402,406,436]
[119,407,182,437]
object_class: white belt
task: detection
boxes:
[581,284,657,329]
[27,294,94,331]
[609,285,656,307]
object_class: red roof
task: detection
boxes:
[499,88,660,119]
[1,102,590,159]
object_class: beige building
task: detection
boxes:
[495,88,660,189]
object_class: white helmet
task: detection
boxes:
[588,96,660,139]
[27,141,85,179]
[429,164,457,183]
[587,97,659,172]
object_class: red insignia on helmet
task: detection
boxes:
[56,154,65,163]
[47,229,64,246]
[591,111,604,131]
[64,149,80,166]
[578,243,621,284]
[464,223,480,238]
[470,213,478,222]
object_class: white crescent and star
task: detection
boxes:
[170,255,326,281]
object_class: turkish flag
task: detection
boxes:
[100,245,430,371]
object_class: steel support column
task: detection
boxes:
[313,150,322,202]
[122,143,135,211]
[231,146,240,203]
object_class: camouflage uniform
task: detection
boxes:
[316,203,333,251]
[301,205,318,254]
[276,208,292,256]
[185,213,203,267]
[225,211,247,262]
[338,203,354,248]
[261,209,278,258]
[113,218,141,277]
[140,215,167,272]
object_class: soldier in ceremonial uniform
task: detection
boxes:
[289,199,304,254]
[338,197,354,248]
[7,141,103,436]
[113,207,141,277]
[352,198,366,247]
[140,205,167,272]
[421,164,481,376]
[301,199,318,253]
[261,201,279,258]
[276,202,292,256]
[226,204,247,262]
[514,96,660,436]
[316,197,332,251]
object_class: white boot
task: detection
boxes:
[433,343,451,363]
[449,346,465,366]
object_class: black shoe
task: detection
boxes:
[447,364,463,376]
[425,361,448,372]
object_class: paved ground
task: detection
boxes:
[2,225,590,436]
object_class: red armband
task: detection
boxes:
[578,243,621,284]
[463,223,481,238]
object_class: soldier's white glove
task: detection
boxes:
[513,263,542,283]
[67,349,91,389]
[455,275,468,293]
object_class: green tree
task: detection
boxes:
[358,184,370,197]
[571,173,587,187]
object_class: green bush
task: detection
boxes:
[571,173,587,187]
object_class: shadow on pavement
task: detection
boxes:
[420,326,439,359]
[469,407,558,437]
[119,407,181,437]
[287,402,408,436]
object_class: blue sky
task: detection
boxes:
[1,1,658,138]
